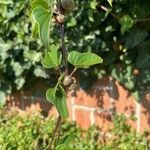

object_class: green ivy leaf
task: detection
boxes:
[32,6,52,47]
[132,91,140,101]
[41,44,62,68]
[107,0,113,7]
[90,0,97,9]
[0,91,6,106]
[125,30,148,49]
[46,85,68,118]
[68,51,103,68]
[119,15,134,34]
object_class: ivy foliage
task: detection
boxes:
[0,0,49,103]
[0,0,150,104]
[64,0,150,100]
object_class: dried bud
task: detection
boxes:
[56,14,65,24]
[63,75,73,86]
[133,69,140,76]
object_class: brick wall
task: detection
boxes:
[7,77,150,134]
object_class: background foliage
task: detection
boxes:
[0,0,150,103]
[0,107,149,150]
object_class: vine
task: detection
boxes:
[29,0,103,149]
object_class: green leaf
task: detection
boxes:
[119,15,134,34]
[46,81,68,118]
[56,144,76,150]
[55,85,69,118]
[46,87,56,105]
[125,81,134,90]
[32,6,52,47]
[107,0,113,7]
[90,0,97,9]
[125,30,148,49]
[62,135,77,144]
[0,91,6,106]
[30,0,49,11]
[31,22,39,38]
[68,51,103,68]
[132,91,140,101]
[41,44,62,68]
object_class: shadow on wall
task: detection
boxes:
[6,80,54,117]
[5,76,150,133]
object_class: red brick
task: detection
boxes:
[140,93,150,133]
[75,108,91,129]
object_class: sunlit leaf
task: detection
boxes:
[90,0,97,9]
[68,51,103,68]
[46,85,69,118]
[55,85,69,118]
[0,91,6,106]
[46,87,56,105]
[56,144,76,150]
[32,6,52,47]
[107,0,113,7]
[31,0,49,11]
[119,15,134,34]
[41,44,62,68]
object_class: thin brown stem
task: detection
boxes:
[49,116,61,150]
[135,18,150,22]
[99,4,150,23]
[57,66,62,75]
[99,5,120,19]
[70,67,77,76]
[56,118,62,144]
[60,24,68,75]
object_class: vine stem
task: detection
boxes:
[99,4,150,23]
[70,67,77,76]
[60,24,68,75]
[49,115,61,150]
[48,1,69,149]
[99,5,120,19]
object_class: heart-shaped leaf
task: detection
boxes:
[42,44,62,68]
[32,6,52,47]
[68,51,103,68]
[46,84,68,118]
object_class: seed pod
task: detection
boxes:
[56,14,65,24]
[61,0,75,11]
[133,69,140,76]
[63,75,73,86]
